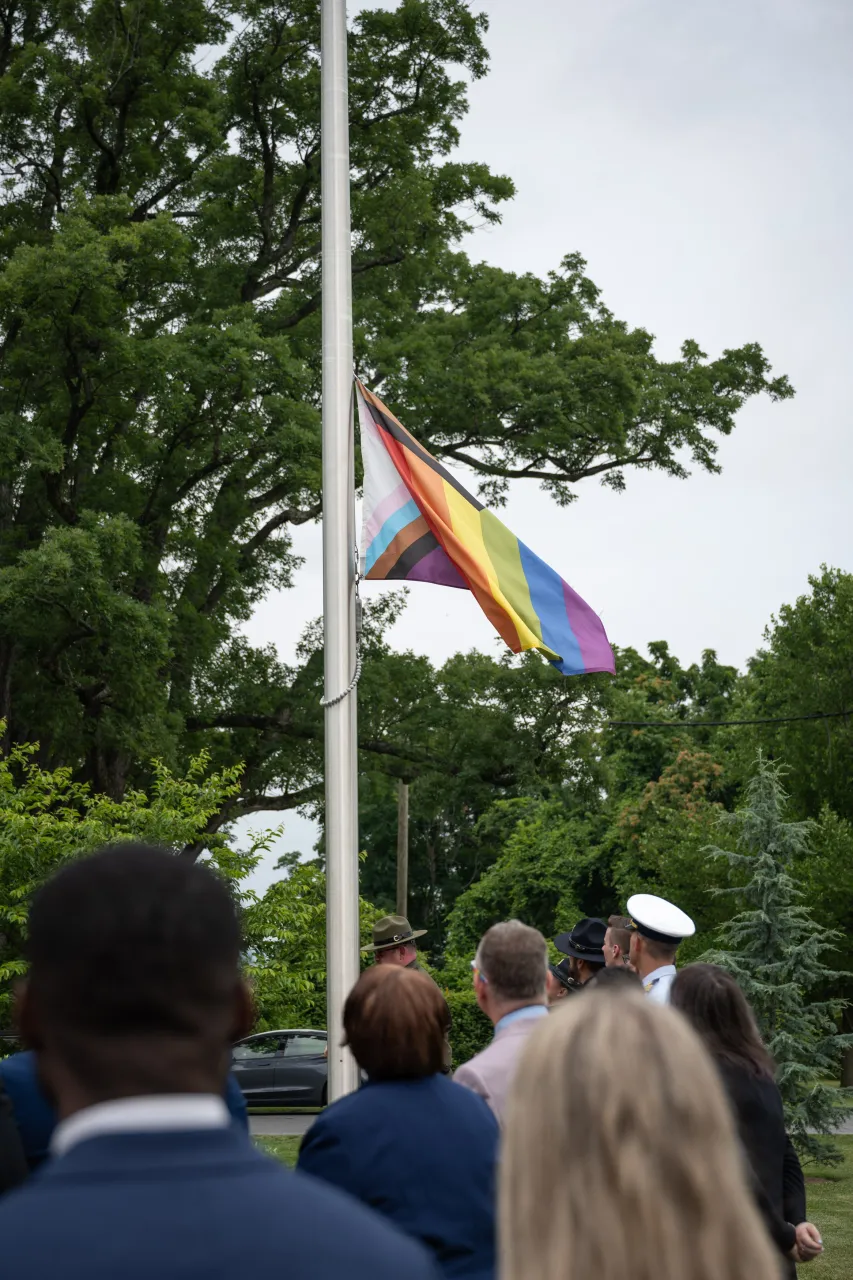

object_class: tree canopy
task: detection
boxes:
[0,0,791,837]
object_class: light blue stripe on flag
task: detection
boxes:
[365,499,421,571]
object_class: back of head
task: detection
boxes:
[344,965,449,1081]
[501,991,780,1280]
[477,920,547,1003]
[670,963,773,1078]
[25,844,243,1095]
[588,965,642,992]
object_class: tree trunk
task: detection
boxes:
[396,779,409,917]
[842,1006,853,1088]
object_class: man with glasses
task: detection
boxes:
[454,921,549,1124]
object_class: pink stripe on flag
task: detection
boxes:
[364,482,415,545]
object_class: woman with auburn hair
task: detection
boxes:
[671,963,823,1274]
[298,964,498,1279]
[501,988,782,1280]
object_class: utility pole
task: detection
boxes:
[396,779,409,917]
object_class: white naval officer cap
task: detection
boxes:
[626,893,695,946]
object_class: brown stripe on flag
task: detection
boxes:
[365,514,432,580]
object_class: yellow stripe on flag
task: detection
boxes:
[443,484,544,653]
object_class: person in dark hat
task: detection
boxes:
[546,958,579,1006]
[553,918,606,988]
[362,915,428,968]
[362,916,451,1069]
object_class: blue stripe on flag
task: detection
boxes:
[365,499,421,572]
[518,542,585,675]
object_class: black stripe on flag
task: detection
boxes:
[385,530,442,579]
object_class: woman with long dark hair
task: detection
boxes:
[671,963,823,1272]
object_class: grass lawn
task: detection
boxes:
[248,1106,322,1115]
[801,1135,852,1280]
[255,1135,301,1166]
[256,1133,852,1277]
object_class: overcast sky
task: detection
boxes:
[239,0,853,889]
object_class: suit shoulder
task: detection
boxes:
[0,1160,440,1279]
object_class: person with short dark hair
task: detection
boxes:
[588,964,642,992]
[602,915,633,968]
[454,921,549,1123]
[0,844,439,1280]
[671,964,823,1274]
[299,966,498,1279]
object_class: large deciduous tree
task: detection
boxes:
[745,567,853,823]
[0,0,791,840]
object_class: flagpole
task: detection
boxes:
[321,0,360,1100]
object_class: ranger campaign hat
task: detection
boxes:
[361,915,427,954]
[626,894,695,946]
[554,918,607,965]
[548,958,580,994]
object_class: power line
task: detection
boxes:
[606,708,853,729]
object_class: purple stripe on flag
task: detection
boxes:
[406,545,468,589]
[562,580,615,674]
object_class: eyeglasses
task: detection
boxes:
[470,958,487,983]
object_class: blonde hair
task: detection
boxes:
[500,992,781,1280]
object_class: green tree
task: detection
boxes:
[0,0,791,834]
[243,855,380,1039]
[0,733,253,1024]
[612,747,732,959]
[356,645,608,943]
[797,807,853,1086]
[705,756,853,1162]
[444,803,602,954]
[745,567,853,823]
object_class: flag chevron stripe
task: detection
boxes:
[364,497,421,571]
[366,514,434,580]
[356,381,615,678]
[384,530,444,579]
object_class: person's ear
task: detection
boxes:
[15,979,43,1051]
[231,979,255,1044]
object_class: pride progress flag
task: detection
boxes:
[357,382,614,678]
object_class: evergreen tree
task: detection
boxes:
[705,754,853,1163]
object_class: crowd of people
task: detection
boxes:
[0,844,828,1278]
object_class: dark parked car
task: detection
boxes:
[231,1029,328,1107]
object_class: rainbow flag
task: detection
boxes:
[357,382,615,677]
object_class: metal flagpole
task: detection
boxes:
[320,0,360,1100]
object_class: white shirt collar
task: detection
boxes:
[51,1094,230,1158]
[643,964,676,990]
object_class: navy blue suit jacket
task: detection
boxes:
[298,1074,499,1279]
[0,1050,248,1168]
[0,1125,440,1279]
